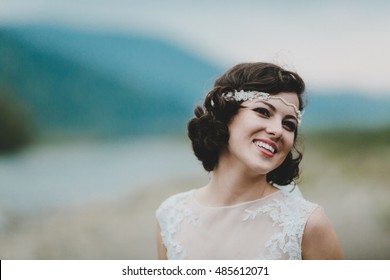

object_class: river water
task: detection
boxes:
[0,137,205,213]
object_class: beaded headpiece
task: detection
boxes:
[223,90,303,125]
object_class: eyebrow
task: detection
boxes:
[256,101,299,122]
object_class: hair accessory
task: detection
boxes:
[223,90,303,125]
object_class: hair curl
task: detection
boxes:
[187,62,306,185]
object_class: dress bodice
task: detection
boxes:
[156,186,319,259]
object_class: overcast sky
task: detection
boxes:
[1,0,389,95]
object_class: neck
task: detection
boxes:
[197,161,276,207]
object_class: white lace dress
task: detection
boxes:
[156,186,319,260]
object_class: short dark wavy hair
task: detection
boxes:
[187,62,306,185]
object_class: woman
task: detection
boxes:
[156,62,343,259]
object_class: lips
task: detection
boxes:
[253,139,278,155]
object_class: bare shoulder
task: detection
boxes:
[302,207,344,260]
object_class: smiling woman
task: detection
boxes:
[155,62,343,260]
[224,91,299,180]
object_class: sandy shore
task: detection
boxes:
[0,143,389,259]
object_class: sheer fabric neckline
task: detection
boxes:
[190,189,281,209]
[156,185,319,259]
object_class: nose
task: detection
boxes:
[265,119,283,139]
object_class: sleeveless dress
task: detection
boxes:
[156,186,319,259]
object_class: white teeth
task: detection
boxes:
[254,141,275,153]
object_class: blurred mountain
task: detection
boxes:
[302,91,390,131]
[0,24,222,139]
[0,24,389,142]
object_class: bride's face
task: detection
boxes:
[221,92,300,175]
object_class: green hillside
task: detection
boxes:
[0,25,222,144]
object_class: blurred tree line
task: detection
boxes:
[0,87,34,153]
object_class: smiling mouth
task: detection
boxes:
[253,140,276,154]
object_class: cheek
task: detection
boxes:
[227,113,254,135]
[284,133,295,151]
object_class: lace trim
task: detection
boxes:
[156,192,198,259]
[157,189,318,260]
[243,191,318,260]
